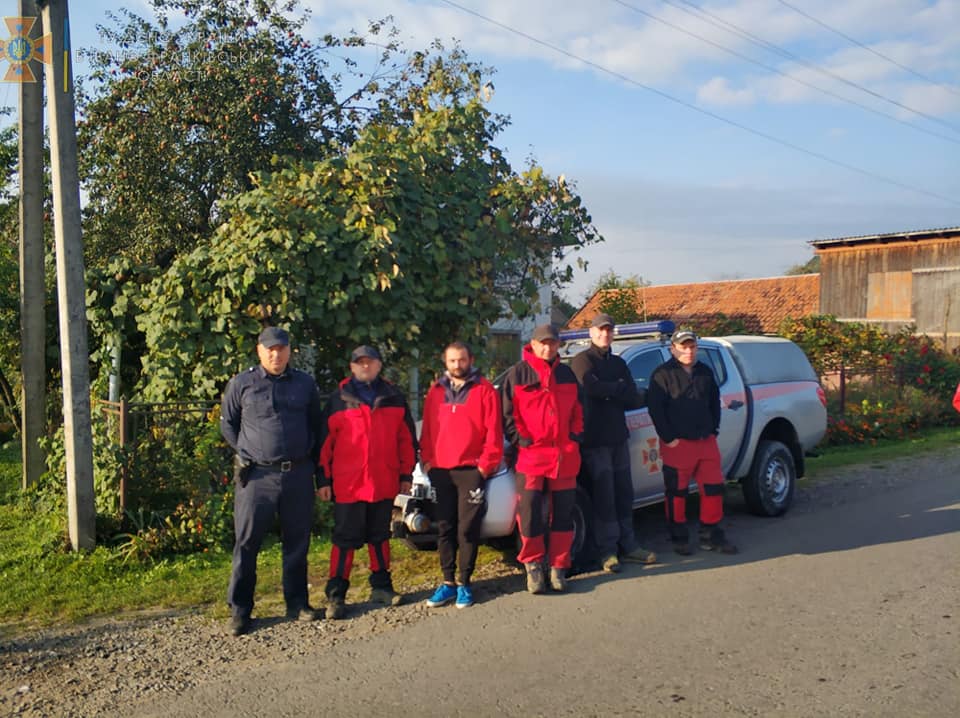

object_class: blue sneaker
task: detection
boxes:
[426,584,457,607]
[455,585,474,609]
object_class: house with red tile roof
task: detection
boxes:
[567,274,820,334]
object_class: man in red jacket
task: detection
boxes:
[420,341,503,609]
[317,345,416,618]
[500,324,584,594]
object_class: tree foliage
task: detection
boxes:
[76,0,389,265]
[784,255,820,275]
[123,48,599,399]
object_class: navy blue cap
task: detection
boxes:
[351,345,382,362]
[258,326,289,347]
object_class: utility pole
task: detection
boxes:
[39,0,94,550]
[18,0,47,489]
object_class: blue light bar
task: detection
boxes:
[559,319,675,342]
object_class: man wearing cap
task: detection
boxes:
[570,313,657,574]
[647,330,738,555]
[500,324,584,594]
[317,345,417,618]
[220,326,324,636]
[420,341,503,609]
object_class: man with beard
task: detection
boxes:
[420,342,503,609]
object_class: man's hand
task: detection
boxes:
[317,486,332,501]
[421,461,431,474]
[665,439,680,448]
[399,480,412,495]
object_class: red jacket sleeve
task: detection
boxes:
[418,385,438,467]
[397,401,417,479]
[478,383,504,476]
[953,382,960,413]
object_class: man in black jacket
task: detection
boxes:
[570,314,657,573]
[647,330,738,555]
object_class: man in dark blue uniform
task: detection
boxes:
[220,326,324,636]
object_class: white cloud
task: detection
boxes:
[697,76,756,105]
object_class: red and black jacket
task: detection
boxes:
[420,369,503,477]
[500,345,584,479]
[318,377,417,503]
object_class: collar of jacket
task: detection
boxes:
[256,365,291,380]
[522,344,558,386]
[587,343,611,360]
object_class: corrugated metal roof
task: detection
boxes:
[810,226,960,248]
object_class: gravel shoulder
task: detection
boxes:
[3,447,959,717]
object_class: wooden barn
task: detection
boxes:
[811,226,960,351]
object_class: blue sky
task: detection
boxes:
[10,0,960,301]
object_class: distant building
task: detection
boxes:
[568,274,820,334]
[811,226,960,351]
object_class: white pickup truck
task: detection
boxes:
[394,321,827,557]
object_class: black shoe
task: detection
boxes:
[673,542,693,556]
[287,604,321,622]
[700,527,739,554]
[229,614,251,636]
[326,598,347,620]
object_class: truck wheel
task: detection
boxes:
[571,485,593,565]
[742,439,795,517]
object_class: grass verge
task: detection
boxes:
[0,441,513,632]
[3,426,956,632]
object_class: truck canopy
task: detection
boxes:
[716,336,818,385]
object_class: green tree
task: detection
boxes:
[128,48,600,399]
[784,255,820,275]
[584,269,649,324]
[584,269,647,299]
[77,0,393,265]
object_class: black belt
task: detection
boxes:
[255,457,310,472]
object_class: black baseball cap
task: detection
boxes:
[671,330,698,344]
[351,345,382,362]
[591,313,615,328]
[531,324,560,342]
[258,326,289,347]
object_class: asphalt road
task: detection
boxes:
[130,465,959,718]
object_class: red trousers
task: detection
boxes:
[661,436,724,529]
[515,472,576,569]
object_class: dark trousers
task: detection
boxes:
[326,499,394,600]
[227,462,315,619]
[581,441,638,558]
[515,472,576,569]
[429,467,486,586]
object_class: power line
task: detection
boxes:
[610,0,960,146]
[775,0,960,100]
[662,0,960,136]
[435,0,960,208]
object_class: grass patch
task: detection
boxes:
[804,425,960,479]
[6,425,955,632]
[0,434,515,631]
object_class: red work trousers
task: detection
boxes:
[515,472,577,569]
[660,436,724,530]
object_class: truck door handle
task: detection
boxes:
[727,400,744,410]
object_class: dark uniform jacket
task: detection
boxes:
[220,365,323,465]
[646,358,721,444]
[318,377,417,503]
[500,344,583,479]
[569,343,643,448]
